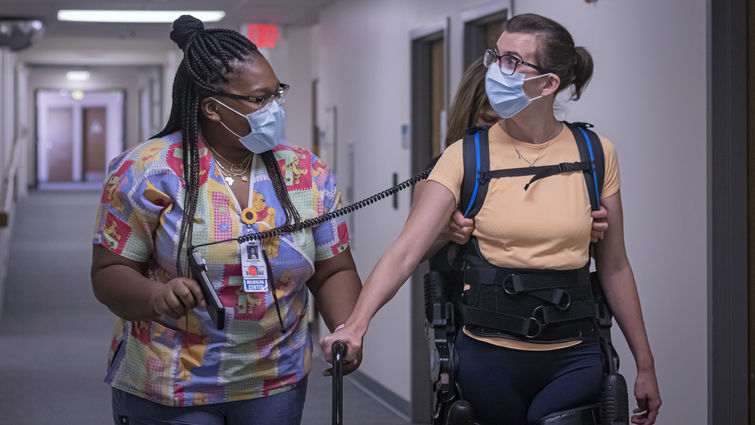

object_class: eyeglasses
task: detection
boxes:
[483,49,550,76]
[211,83,290,106]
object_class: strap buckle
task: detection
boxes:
[503,274,518,294]
[477,171,489,184]
[556,291,572,310]
[524,316,543,339]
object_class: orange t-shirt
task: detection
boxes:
[428,122,620,350]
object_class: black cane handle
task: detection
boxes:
[332,340,348,425]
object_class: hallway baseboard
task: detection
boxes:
[347,370,412,422]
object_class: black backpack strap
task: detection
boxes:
[459,127,490,218]
[567,122,605,211]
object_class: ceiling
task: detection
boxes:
[0,0,337,39]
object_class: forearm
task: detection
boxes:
[346,181,456,335]
[423,232,451,261]
[346,243,419,334]
[314,269,362,332]
[598,262,655,372]
[92,264,160,321]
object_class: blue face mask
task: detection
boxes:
[211,98,285,154]
[485,66,552,119]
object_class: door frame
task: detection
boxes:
[36,89,124,183]
[461,1,512,69]
[709,0,749,423]
[409,18,451,424]
[410,19,450,175]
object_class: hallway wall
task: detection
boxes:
[310,0,505,405]
[273,0,710,422]
[0,47,17,317]
[513,2,709,424]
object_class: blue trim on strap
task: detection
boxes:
[463,132,482,217]
[578,127,601,208]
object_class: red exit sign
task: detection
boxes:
[247,24,280,48]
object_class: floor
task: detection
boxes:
[0,189,412,425]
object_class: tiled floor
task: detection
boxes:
[0,190,411,425]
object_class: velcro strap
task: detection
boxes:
[529,286,594,308]
[465,269,588,292]
[530,288,571,308]
[461,305,542,339]
[533,301,599,325]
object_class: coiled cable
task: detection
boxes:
[191,166,433,250]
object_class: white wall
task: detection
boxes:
[277,0,709,421]
[0,48,15,175]
[265,25,315,153]
[0,47,17,319]
[309,0,509,404]
[514,2,708,424]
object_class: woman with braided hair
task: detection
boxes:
[91,15,361,425]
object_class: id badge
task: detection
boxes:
[240,241,269,293]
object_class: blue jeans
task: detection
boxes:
[111,379,307,425]
[455,331,603,425]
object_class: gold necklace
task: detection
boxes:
[217,160,251,186]
[208,144,252,185]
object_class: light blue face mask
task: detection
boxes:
[211,97,285,154]
[485,65,552,119]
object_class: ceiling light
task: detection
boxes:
[71,90,85,100]
[66,71,90,81]
[57,10,225,23]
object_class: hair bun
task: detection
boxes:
[170,15,204,50]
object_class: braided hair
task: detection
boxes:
[155,15,301,276]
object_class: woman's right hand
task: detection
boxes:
[319,323,365,374]
[149,277,206,319]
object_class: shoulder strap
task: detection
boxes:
[567,122,605,211]
[459,127,490,218]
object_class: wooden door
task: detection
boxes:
[430,38,445,158]
[47,107,74,182]
[83,106,107,180]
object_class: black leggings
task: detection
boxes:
[455,331,603,425]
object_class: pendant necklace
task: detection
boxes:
[515,147,547,167]
[208,143,252,186]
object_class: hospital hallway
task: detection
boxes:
[0,0,752,424]
[0,189,411,425]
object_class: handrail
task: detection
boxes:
[0,134,25,226]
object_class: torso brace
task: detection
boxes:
[460,239,599,343]
[455,122,606,344]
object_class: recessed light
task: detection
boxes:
[66,71,90,81]
[57,10,225,23]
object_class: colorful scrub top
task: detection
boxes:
[92,131,349,406]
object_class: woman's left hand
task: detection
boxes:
[632,368,661,425]
[590,206,609,242]
[319,324,365,376]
